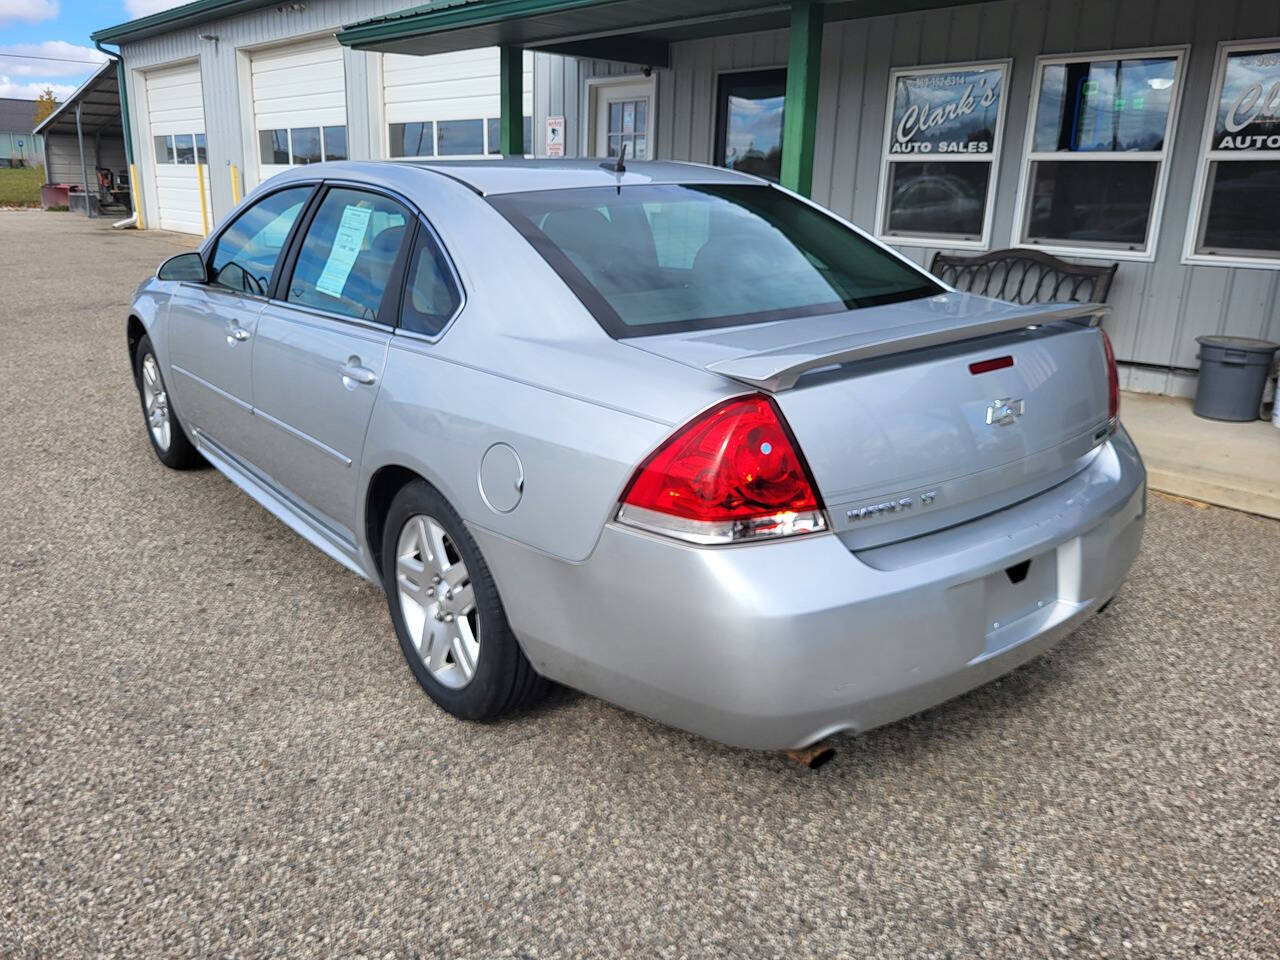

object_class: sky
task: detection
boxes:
[0,0,185,101]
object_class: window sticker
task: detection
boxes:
[315,204,373,298]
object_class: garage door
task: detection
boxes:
[145,62,210,235]
[252,38,347,185]
[384,48,532,159]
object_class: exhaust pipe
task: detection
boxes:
[112,213,138,230]
[785,740,836,770]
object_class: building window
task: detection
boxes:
[390,122,434,158]
[485,116,533,154]
[1186,40,1280,266]
[1015,48,1186,259]
[877,62,1008,248]
[195,133,207,165]
[154,135,174,164]
[173,133,196,165]
[437,119,485,156]
[258,126,347,166]
[715,69,786,182]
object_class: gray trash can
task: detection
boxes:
[1193,336,1280,422]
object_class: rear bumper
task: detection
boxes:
[474,427,1146,750]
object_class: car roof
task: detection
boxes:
[387,158,766,196]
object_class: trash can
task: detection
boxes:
[1193,336,1280,422]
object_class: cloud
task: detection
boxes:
[123,0,190,17]
[0,75,77,99]
[0,0,59,25]
[0,41,108,77]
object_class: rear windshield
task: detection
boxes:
[489,183,941,337]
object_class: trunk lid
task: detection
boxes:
[624,293,1114,549]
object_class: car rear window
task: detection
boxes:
[488,183,942,337]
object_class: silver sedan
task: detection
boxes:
[126,159,1145,753]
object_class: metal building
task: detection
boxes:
[34,61,129,214]
[93,0,1280,395]
[0,98,44,167]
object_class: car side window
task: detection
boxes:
[399,226,462,337]
[209,187,312,296]
[285,188,410,322]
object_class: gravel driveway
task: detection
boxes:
[1,210,1277,959]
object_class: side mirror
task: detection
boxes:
[157,251,208,283]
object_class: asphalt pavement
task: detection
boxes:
[1,210,1277,958]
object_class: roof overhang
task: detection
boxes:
[336,0,990,63]
[92,0,273,45]
[34,61,123,138]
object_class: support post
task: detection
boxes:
[780,0,823,197]
[75,102,92,219]
[499,45,524,156]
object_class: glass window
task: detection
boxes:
[323,125,347,161]
[195,132,207,165]
[485,116,533,154]
[490,184,941,337]
[1190,44,1280,261]
[209,187,312,296]
[400,227,462,337]
[437,119,484,156]
[173,133,195,165]
[880,63,1007,244]
[390,122,434,158]
[259,129,289,165]
[286,188,410,322]
[715,70,786,182]
[154,135,174,164]
[290,127,322,165]
[1019,50,1184,254]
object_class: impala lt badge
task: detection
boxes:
[846,490,939,522]
[986,397,1025,426]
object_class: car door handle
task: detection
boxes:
[227,325,251,344]
[340,359,377,387]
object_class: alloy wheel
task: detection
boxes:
[395,514,480,689]
[140,353,171,452]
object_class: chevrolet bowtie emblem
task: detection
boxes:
[986,397,1025,426]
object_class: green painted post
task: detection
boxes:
[499,45,524,156]
[779,0,823,197]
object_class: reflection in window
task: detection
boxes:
[290,127,322,165]
[400,228,462,337]
[715,69,786,182]
[210,187,311,295]
[323,126,347,161]
[881,64,1006,243]
[437,119,484,156]
[886,162,991,240]
[154,135,174,164]
[485,116,533,154]
[1191,45,1280,260]
[1020,51,1183,253]
[390,122,434,158]
[259,129,289,165]
[195,133,207,164]
[174,133,196,165]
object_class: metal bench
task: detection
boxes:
[929,249,1118,305]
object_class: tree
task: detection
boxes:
[33,88,59,126]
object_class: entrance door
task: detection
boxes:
[714,69,787,182]
[591,79,654,160]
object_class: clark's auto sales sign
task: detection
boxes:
[889,65,1004,155]
[1215,48,1280,151]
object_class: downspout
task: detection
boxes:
[95,39,139,227]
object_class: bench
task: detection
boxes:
[929,249,1118,305]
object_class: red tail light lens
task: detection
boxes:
[617,394,827,544]
[1101,328,1120,426]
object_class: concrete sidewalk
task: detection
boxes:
[1122,390,1280,520]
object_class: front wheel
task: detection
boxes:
[381,480,545,720]
[133,335,202,469]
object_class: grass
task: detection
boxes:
[0,165,46,207]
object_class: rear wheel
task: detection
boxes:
[134,334,202,469]
[381,480,545,720]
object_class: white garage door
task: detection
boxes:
[252,38,347,185]
[145,62,210,235]
[384,48,532,159]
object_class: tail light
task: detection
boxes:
[1101,328,1120,428]
[616,394,827,545]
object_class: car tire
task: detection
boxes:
[134,334,203,470]
[381,480,546,721]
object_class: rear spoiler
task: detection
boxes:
[706,303,1109,392]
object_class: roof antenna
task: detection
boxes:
[599,140,627,175]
